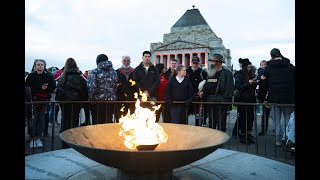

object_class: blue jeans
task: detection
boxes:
[271,105,294,143]
[49,103,59,123]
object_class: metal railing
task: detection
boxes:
[25,100,295,165]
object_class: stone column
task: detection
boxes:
[154,54,157,65]
[174,54,182,64]
[160,55,163,64]
[182,53,185,66]
[205,52,209,69]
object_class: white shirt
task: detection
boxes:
[175,76,184,83]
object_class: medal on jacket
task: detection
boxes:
[207,79,217,83]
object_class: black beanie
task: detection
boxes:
[96,54,108,65]
[239,58,251,67]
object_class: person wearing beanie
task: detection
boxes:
[233,58,257,144]
[96,54,109,65]
[260,48,295,146]
[88,53,117,124]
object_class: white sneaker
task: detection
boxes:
[35,139,43,148]
[29,139,37,149]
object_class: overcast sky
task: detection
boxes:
[25,0,294,72]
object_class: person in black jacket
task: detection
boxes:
[56,58,88,139]
[200,54,234,131]
[115,55,136,122]
[133,51,160,104]
[25,59,56,149]
[165,65,194,124]
[261,48,295,146]
[234,58,257,144]
[186,56,208,126]
[164,59,177,81]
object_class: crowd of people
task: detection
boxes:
[25,48,295,149]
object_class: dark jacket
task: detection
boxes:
[165,76,194,106]
[133,62,160,98]
[263,57,295,104]
[25,71,56,101]
[234,70,257,103]
[56,68,88,101]
[186,67,208,94]
[88,60,117,101]
[164,68,175,81]
[257,68,268,102]
[116,67,136,101]
[203,68,234,102]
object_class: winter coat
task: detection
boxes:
[56,68,88,101]
[203,68,234,102]
[53,69,63,80]
[263,57,295,104]
[116,67,136,101]
[133,62,160,98]
[157,72,168,101]
[25,71,56,101]
[164,68,175,81]
[234,70,257,103]
[88,60,117,101]
[186,67,208,94]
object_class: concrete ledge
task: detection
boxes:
[25,148,294,180]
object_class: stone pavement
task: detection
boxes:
[25,148,295,180]
[25,109,295,166]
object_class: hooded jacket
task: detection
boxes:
[263,57,295,104]
[88,60,117,101]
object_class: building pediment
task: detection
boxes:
[154,40,210,51]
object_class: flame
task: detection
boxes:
[118,91,168,150]
[129,79,136,86]
[139,90,148,102]
[120,106,125,112]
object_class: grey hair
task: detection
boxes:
[122,56,131,60]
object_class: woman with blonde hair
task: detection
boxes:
[165,65,194,124]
